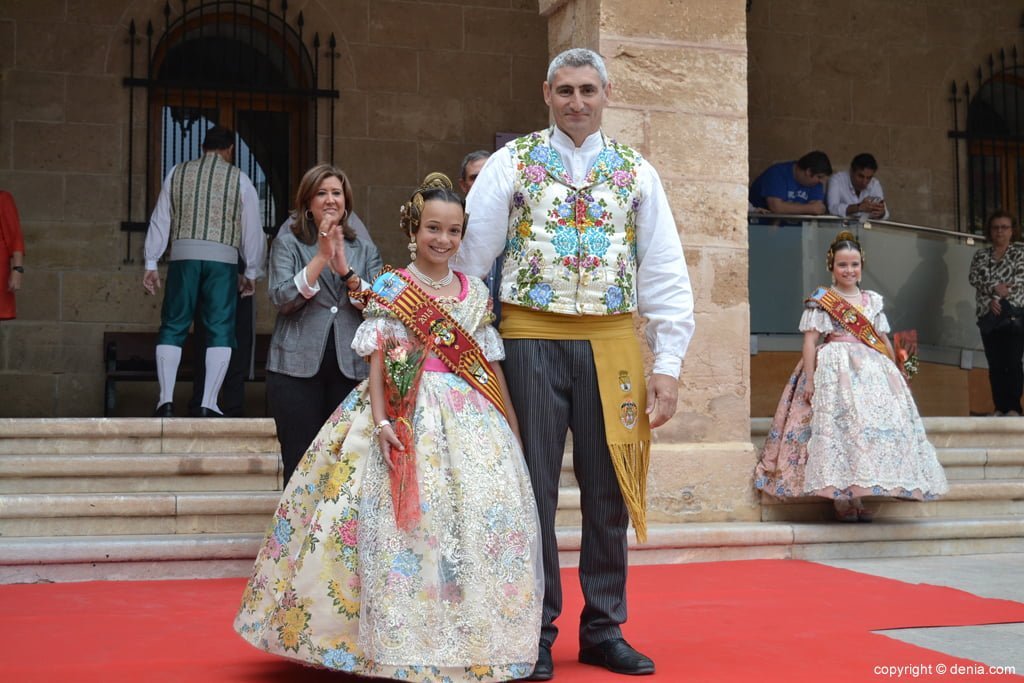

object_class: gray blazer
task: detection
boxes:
[266,230,383,379]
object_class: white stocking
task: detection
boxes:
[155,344,182,407]
[201,346,232,413]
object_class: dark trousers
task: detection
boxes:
[981,324,1024,414]
[504,338,628,649]
[190,293,254,417]
[266,331,359,485]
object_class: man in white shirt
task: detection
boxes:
[454,47,695,680]
[827,153,890,220]
[142,126,266,417]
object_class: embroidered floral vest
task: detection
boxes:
[170,153,242,248]
[501,129,643,316]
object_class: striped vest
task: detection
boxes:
[500,129,644,316]
[170,153,242,248]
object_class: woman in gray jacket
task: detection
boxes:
[267,164,383,484]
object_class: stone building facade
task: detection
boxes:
[0,0,549,416]
[0,0,758,524]
[1,0,1020,527]
[748,0,1022,230]
[747,0,1023,419]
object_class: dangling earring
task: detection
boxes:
[408,238,417,258]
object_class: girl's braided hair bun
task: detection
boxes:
[399,172,465,237]
[827,230,864,270]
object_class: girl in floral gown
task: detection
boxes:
[754,231,947,521]
[234,173,543,681]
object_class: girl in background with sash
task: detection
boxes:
[234,173,542,681]
[754,231,947,522]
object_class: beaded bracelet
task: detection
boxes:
[371,419,391,438]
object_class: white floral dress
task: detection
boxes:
[801,290,948,500]
[234,273,543,682]
[756,290,948,501]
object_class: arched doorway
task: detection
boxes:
[966,64,1024,230]
[950,46,1023,233]
[122,1,339,255]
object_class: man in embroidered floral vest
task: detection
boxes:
[454,48,695,680]
[142,126,266,417]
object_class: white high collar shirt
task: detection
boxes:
[454,126,695,378]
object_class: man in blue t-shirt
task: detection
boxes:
[749,150,832,215]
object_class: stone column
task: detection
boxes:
[539,0,758,523]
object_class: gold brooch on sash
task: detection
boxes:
[429,318,456,347]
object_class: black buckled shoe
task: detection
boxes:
[193,407,225,417]
[153,402,174,418]
[579,638,655,675]
[524,641,553,681]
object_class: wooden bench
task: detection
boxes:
[103,331,270,416]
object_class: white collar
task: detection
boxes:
[550,126,604,154]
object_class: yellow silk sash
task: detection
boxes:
[501,305,652,543]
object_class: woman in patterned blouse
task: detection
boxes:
[968,211,1024,416]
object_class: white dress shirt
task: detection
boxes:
[826,170,890,220]
[455,126,695,378]
[144,166,266,280]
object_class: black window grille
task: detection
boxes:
[949,34,1023,233]
[121,0,339,261]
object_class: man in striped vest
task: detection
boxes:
[142,126,266,417]
[456,48,695,679]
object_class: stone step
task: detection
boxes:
[0,474,281,495]
[0,453,282,493]
[8,477,1016,538]
[762,499,1024,522]
[937,448,1024,480]
[752,416,1024,449]
[3,517,1022,583]
[0,418,279,456]
[0,488,585,537]
[751,418,1024,480]
[0,491,280,537]
[761,479,1024,522]
[3,417,1022,583]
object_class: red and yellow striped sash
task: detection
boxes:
[808,287,892,360]
[370,269,507,418]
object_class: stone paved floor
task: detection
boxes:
[823,554,1024,676]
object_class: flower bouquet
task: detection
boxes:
[893,329,919,381]
[377,332,426,531]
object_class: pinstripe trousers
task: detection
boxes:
[504,338,629,649]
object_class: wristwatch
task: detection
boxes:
[340,268,356,282]
[11,266,24,273]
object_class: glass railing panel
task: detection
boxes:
[749,216,985,359]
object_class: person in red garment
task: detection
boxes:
[0,190,26,321]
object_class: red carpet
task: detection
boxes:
[1,560,1023,682]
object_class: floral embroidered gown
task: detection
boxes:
[234,272,543,682]
[754,290,948,501]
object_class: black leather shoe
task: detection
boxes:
[579,638,655,675]
[524,641,553,681]
[194,407,225,417]
[153,402,174,418]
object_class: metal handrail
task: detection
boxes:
[748,213,989,243]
